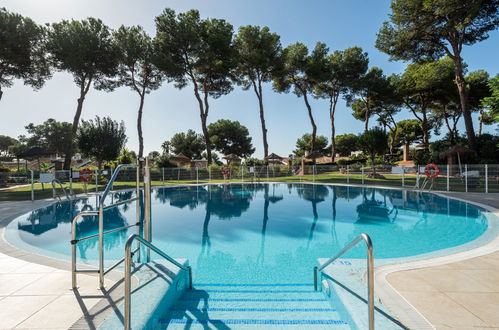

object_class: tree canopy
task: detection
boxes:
[274,42,329,154]
[481,75,499,123]
[293,133,328,157]
[359,127,388,174]
[376,0,499,151]
[234,25,283,159]
[46,17,119,169]
[335,134,360,157]
[154,8,237,164]
[77,116,127,168]
[0,8,51,102]
[208,119,255,158]
[0,135,17,157]
[114,25,165,159]
[20,118,73,156]
[168,129,206,159]
[314,46,368,160]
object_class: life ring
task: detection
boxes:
[79,168,93,183]
[424,164,439,178]
[221,166,231,176]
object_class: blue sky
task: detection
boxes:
[1,0,498,157]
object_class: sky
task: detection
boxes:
[1,0,498,158]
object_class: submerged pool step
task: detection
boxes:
[161,283,348,329]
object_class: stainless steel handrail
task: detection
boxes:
[70,210,99,288]
[124,234,193,330]
[51,179,70,201]
[71,159,146,289]
[314,233,374,330]
[99,163,139,207]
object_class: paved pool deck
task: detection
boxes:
[0,191,498,329]
[380,192,499,330]
[0,200,119,329]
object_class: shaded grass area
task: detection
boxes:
[0,172,496,201]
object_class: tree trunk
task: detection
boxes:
[200,113,212,164]
[252,80,269,161]
[191,77,212,164]
[137,92,145,159]
[478,110,483,136]
[443,115,455,144]
[302,91,317,154]
[0,88,3,102]
[364,101,370,132]
[452,56,477,151]
[329,94,338,162]
[421,108,429,149]
[64,93,85,170]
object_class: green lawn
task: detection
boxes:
[0,172,495,201]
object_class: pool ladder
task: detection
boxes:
[314,233,375,330]
[70,159,149,289]
[51,179,71,202]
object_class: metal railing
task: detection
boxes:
[71,159,149,289]
[51,179,70,201]
[314,233,374,330]
[124,234,193,330]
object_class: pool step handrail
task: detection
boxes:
[124,233,193,330]
[314,233,374,330]
[51,179,71,202]
[70,158,152,289]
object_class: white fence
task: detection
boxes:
[1,164,498,200]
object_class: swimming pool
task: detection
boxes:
[4,183,495,329]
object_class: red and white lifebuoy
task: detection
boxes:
[221,166,231,176]
[424,163,440,179]
[79,168,93,183]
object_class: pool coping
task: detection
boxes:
[1,184,498,329]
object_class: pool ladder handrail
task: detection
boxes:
[71,159,149,289]
[313,233,374,330]
[124,234,193,330]
[51,179,71,202]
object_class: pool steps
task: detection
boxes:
[160,283,350,329]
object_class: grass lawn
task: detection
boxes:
[0,172,495,201]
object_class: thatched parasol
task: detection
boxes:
[223,154,241,164]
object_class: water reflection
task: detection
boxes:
[11,183,488,267]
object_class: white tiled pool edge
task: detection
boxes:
[374,195,499,330]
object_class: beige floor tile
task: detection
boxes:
[398,290,487,328]
[476,254,499,268]
[14,294,99,329]
[432,256,498,270]
[458,270,499,291]
[387,271,438,292]
[0,273,44,295]
[12,272,73,296]
[446,292,499,326]
[0,258,27,273]
[415,269,492,292]
[0,295,57,329]
[13,263,59,274]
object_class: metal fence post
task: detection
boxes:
[31,170,34,201]
[362,168,365,185]
[313,165,316,182]
[95,170,99,193]
[196,167,199,185]
[266,166,269,180]
[465,164,468,192]
[402,167,405,186]
[485,164,488,193]
[242,166,244,182]
[69,169,73,195]
[346,165,349,184]
[209,166,211,181]
[162,167,165,183]
[446,164,450,192]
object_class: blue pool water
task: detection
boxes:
[5,183,494,328]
